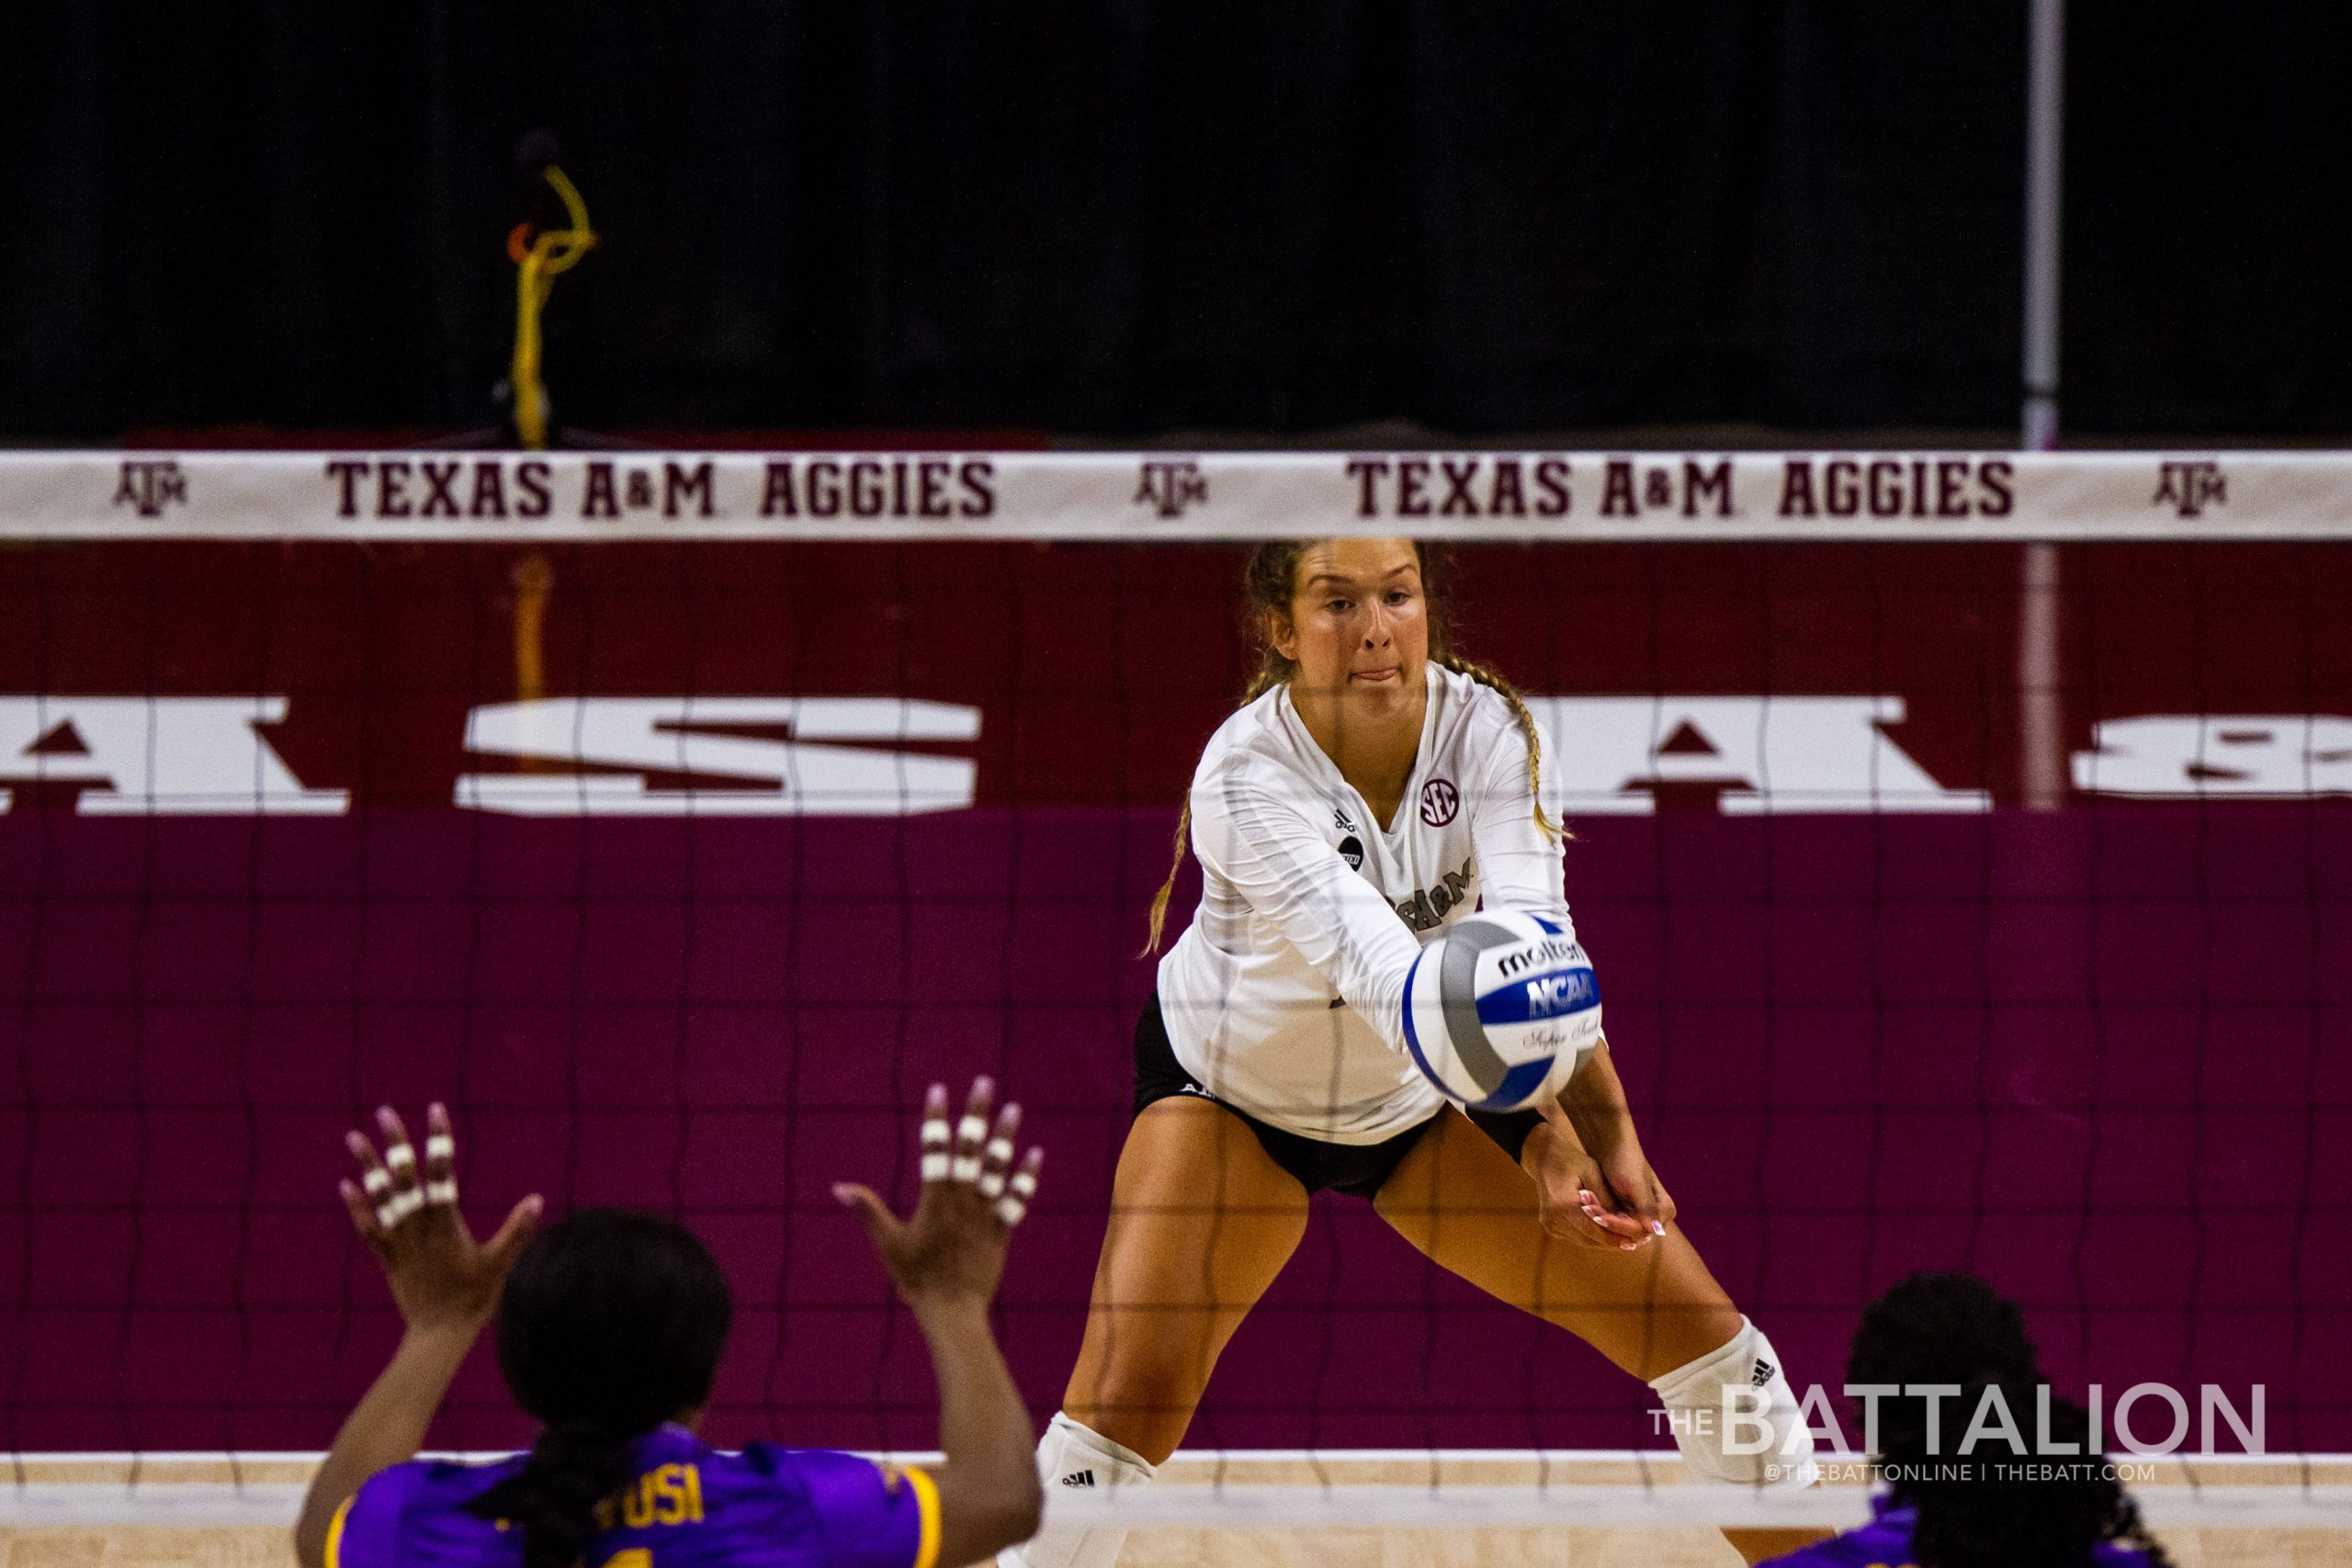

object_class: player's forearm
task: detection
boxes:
[911,1292,1044,1562]
[292,1322,478,1568]
[1558,1040,1640,1153]
[912,1295,1036,1478]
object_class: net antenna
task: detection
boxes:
[2020,0,2064,453]
[504,131,599,451]
[2016,0,2067,809]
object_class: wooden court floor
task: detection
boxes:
[7,1457,2346,1568]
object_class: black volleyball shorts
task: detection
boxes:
[1129,993,1541,1199]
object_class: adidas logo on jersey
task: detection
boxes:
[1061,1471,1096,1487]
[1332,807,1357,834]
[1751,1358,1776,1388]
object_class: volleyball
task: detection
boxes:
[1401,910,1603,1111]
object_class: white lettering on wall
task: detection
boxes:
[2074,715,2352,797]
[455,697,981,816]
[0,697,347,814]
[1527,695,1989,815]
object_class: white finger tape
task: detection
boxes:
[921,1153,950,1181]
[921,1118,951,1148]
[978,1170,1007,1199]
[994,1197,1028,1226]
[361,1168,391,1197]
[984,1137,1013,1165]
[424,1134,455,1164]
[949,1154,982,1181]
[956,1114,988,1147]
[385,1144,416,1171]
[381,1189,425,1225]
[424,1179,457,1204]
[1009,1168,1038,1200]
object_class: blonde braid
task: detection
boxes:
[1142,797,1193,955]
[1143,647,1295,955]
[1436,653,1565,841]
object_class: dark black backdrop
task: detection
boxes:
[3,3,2348,440]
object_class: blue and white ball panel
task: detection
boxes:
[1472,962,1598,1027]
[1402,908,1603,1111]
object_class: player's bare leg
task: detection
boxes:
[1062,1097,1309,1463]
[1001,1099,1309,1568]
[1374,1110,1824,1566]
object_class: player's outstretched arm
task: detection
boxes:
[836,1078,1046,1568]
[292,1105,543,1568]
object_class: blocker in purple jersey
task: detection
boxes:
[1400,908,1601,1111]
[328,1425,939,1568]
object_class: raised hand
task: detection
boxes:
[834,1077,1043,1310]
[340,1102,542,1333]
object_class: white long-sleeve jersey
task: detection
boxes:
[1155,663,1573,1143]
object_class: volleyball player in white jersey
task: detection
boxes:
[1003,539,1821,1568]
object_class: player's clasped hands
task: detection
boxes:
[1521,1103,1672,1253]
[338,1102,545,1333]
[835,1077,1045,1309]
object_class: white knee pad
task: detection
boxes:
[1647,1317,1819,1491]
[996,1413,1157,1568]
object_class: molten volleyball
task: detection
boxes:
[1401,910,1602,1111]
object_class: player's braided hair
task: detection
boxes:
[1143,540,1559,954]
[1849,1272,2175,1568]
[462,1210,733,1568]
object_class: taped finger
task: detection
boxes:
[920,1088,952,1181]
[422,1114,457,1203]
[949,1112,988,1183]
[378,1187,426,1228]
[994,1155,1039,1225]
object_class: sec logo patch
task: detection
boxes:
[1419,778,1459,826]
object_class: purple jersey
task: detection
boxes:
[1762,1495,2155,1567]
[328,1427,938,1568]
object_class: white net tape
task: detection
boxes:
[0,447,2334,540]
[8,1452,2351,1532]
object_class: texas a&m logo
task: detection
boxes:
[1134,457,1208,519]
[2153,461,2226,519]
[113,459,187,518]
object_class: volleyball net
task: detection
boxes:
[2,449,2348,1549]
